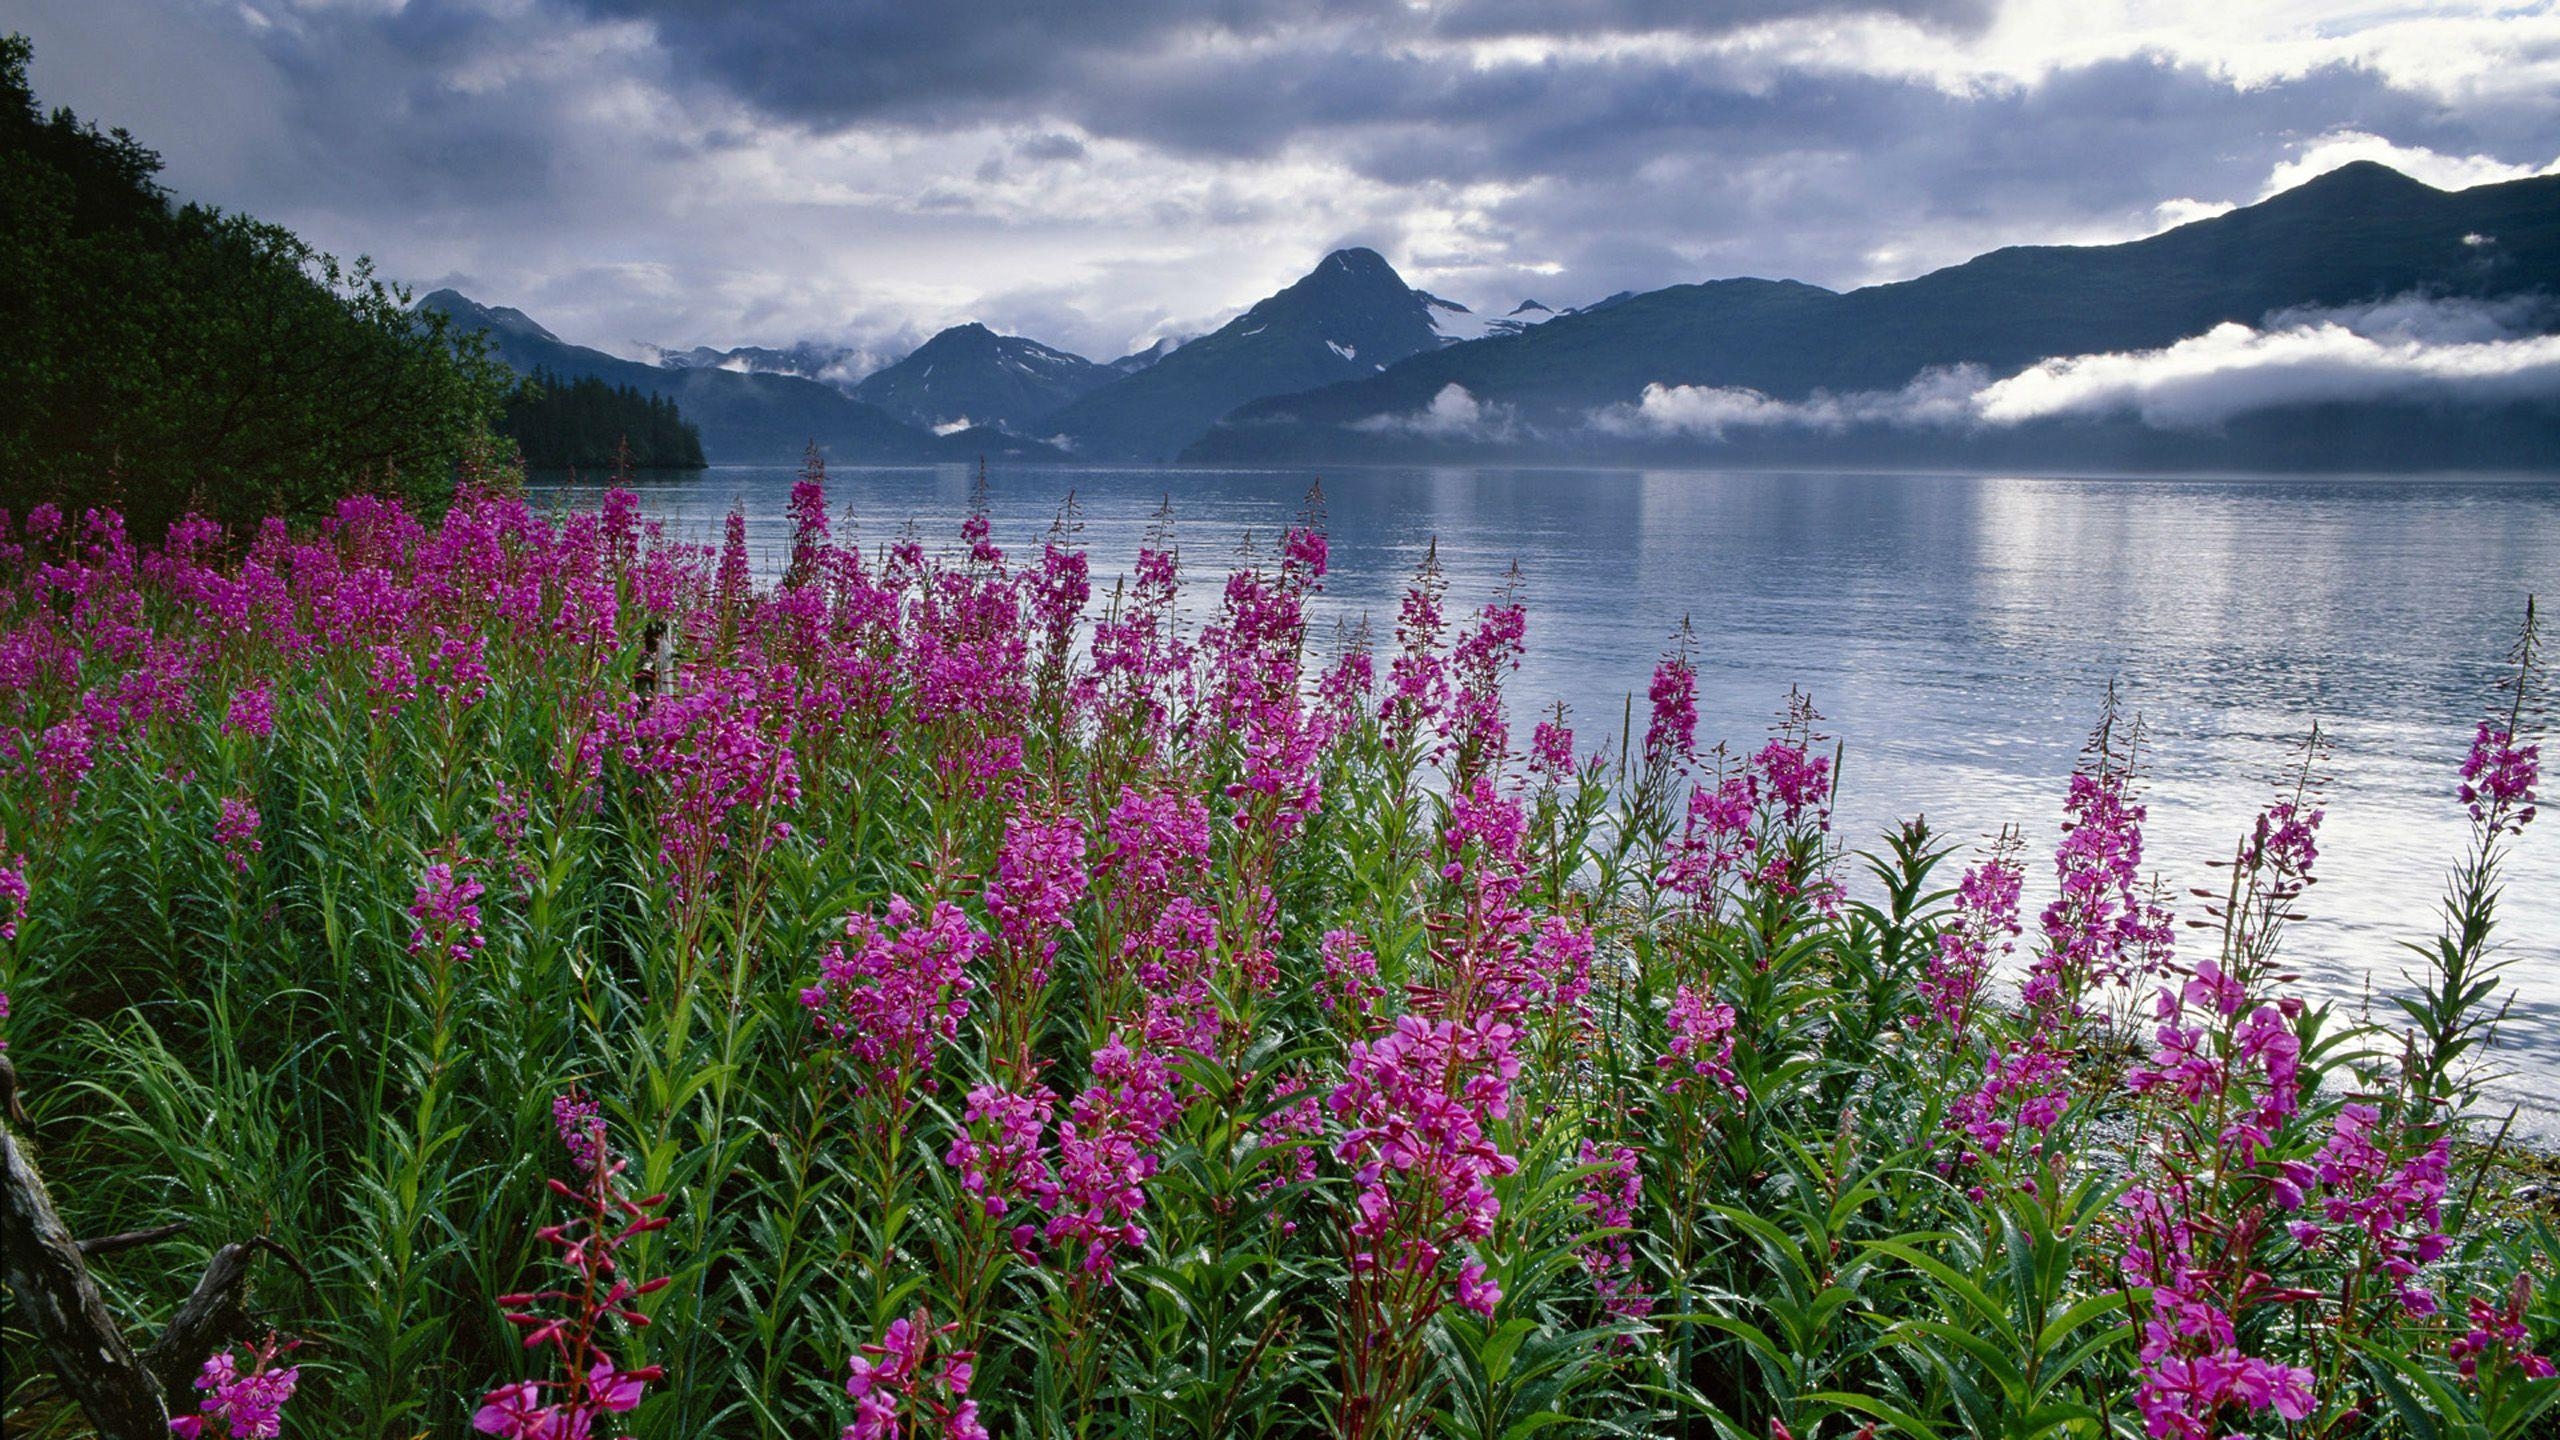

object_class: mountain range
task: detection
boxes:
[424,162,2560,471]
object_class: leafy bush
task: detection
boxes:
[0,35,510,538]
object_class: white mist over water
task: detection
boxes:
[538,462,2560,1131]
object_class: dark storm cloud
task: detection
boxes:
[562,0,1998,137]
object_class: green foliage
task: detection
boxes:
[500,367,706,472]
[0,34,510,536]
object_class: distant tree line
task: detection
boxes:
[499,367,707,471]
[0,34,512,537]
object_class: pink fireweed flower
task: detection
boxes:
[1529,711,1578,786]
[1319,928,1385,1025]
[2459,720,2539,833]
[1380,545,1450,745]
[167,1334,300,1440]
[1531,917,1596,1025]
[985,806,1088,997]
[801,897,982,1099]
[1576,1142,1652,1323]
[214,795,261,874]
[961,507,1004,567]
[1921,846,2024,1036]
[1657,984,1742,1099]
[1250,1078,1327,1200]
[368,645,419,721]
[1314,637,1375,744]
[408,860,488,963]
[1751,736,1831,830]
[2304,1104,2451,1314]
[224,682,275,741]
[425,627,492,708]
[2029,729,2173,1021]
[1643,628,1699,770]
[1,850,28,942]
[1047,1032,1178,1281]
[787,455,831,563]
[1945,1042,2071,1181]
[1329,1013,1522,1317]
[478,1115,671,1440]
[1281,523,1329,582]
[1664,773,1757,902]
[554,1091,606,1176]
[614,666,803,908]
[944,1082,1060,1222]
[842,1311,987,1440]
[2125,968,2303,1168]
[2450,1275,2558,1383]
[713,505,752,620]
[1445,596,1528,772]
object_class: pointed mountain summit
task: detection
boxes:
[851,322,1113,433]
[418,289,560,347]
[1044,247,1449,459]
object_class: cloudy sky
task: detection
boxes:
[18,0,2560,369]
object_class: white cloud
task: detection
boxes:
[2259,130,2560,197]
[1591,367,1985,436]
[1972,312,2560,429]
[1591,296,2560,438]
[1349,383,1520,439]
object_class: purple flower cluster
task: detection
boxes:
[1329,1013,1522,1317]
[843,1311,987,1440]
[553,1092,605,1177]
[985,806,1088,996]
[2029,752,2172,1021]
[2450,1275,2558,1383]
[224,682,274,741]
[1919,849,2023,1036]
[1048,1032,1179,1281]
[2126,962,2303,1167]
[802,897,982,1099]
[2126,1278,2315,1440]
[168,1336,300,1440]
[1944,1042,2070,1181]
[945,1083,1060,1237]
[1575,1142,1652,1323]
[1642,643,1698,770]
[408,860,487,963]
[2459,720,2539,833]
[1657,984,1742,1099]
[614,666,802,909]
[476,1116,670,1440]
[0,850,22,942]
[215,795,261,874]
[2296,1104,2451,1313]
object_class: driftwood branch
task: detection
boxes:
[3,1106,303,1433]
[79,1219,194,1257]
[0,1117,170,1437]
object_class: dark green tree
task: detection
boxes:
[0,34,512,536]
[498,367,707,471]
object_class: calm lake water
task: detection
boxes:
[540,462,2560,1130]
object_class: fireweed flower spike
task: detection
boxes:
[842,1310,987,1440]
[475,1109,672,1439]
